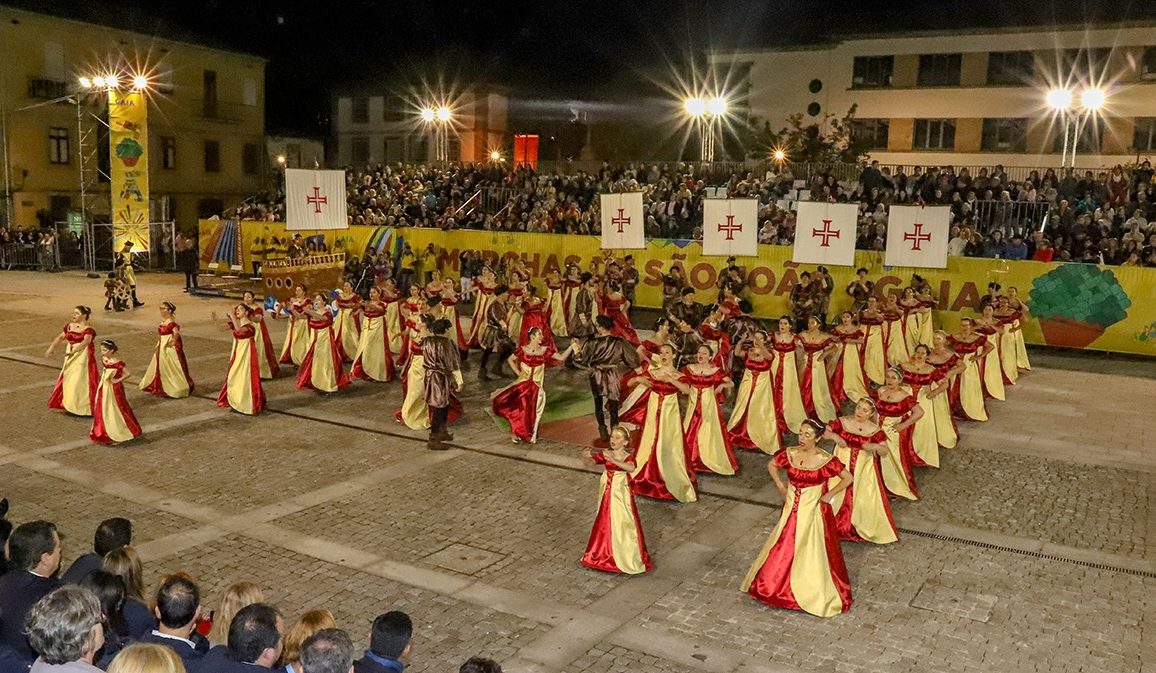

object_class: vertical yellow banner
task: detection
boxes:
[108,90,150,252]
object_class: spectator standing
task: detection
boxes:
[0,521,62,661]
[61,518,132,584]
[196,604,283,673]
[352,612,412,673]
[24,586,104,673]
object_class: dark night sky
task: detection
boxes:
[6,0,1155,135]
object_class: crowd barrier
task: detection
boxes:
[199,220,1156,357]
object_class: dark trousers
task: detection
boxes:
[184,270,198,289]
[430,405,450,437]
[480,346,512,373]
[592,393,620,431]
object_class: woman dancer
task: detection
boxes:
[1005,287,1032,371]
[858,296,887,386]
[350,286,395,382]
[974,305,1007,401]
[875,367,923,500]
[882,294,909,368]
[727,331,781,455]
[278,285,311,367]
[698,303,732,371]
[993,296,1021,386]
[770,317,808,436]
[215,304,265,415]
[898,345,949,469]
[823,399,897,544]
[139,302,193,398]
[580,426,652,575]
[926,331,962,448]
[90,340,142,445]
[830,311,869,405]
[916,285,938,347]
[562,264,583,326]
[798,316,839,424]
[333,281,362,363]
[242,291,280,380]
[601,281,639,346]
[618,318,672,428]
[683,344,737,475]
[490,327,569,444]
[380,279,404,356]
[439,278,470,356]
[397,313,431,430]
[505,276,526,342]
[628,344,696,503]
[544,269,569,339]
[741,419,853,617]
[947,318,993,422]
[467,267,497,349]
[898,287,927,354]
[297,292,350,393]
[517,285,555,350]
[46,305,98,416]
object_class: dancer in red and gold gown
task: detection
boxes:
[438,279,470,355]
[1005,287,1032,371]
[399,284,425,355]
[974,305,1007,401]
[46,305,98,416]
[618,318,672,428]
[628,344,696,503]
[682,344,737,475]
[698,303,732,371]
[898,287,925,354]
[727,331,781,455]
[771,317,808,435]
[898,345,949,469]
[333,281,363,363]
[490,327,569,444]
[947,317,993,422]
[351,286,395,382]
[544,270,569,339]
[581,426,652,575]
[601,282,639,346]
[858,296,887,386]
[823,400,898,544]
[517,285,555,350]
[926,330,962,448]
[741,419,853,617]
[279,284,311,367]
[297,293,350,393]
[798,316,838,425]
[397,313,431,430]
[90,340,142,445]
[875,367,923,500]
[467,267,497,349]
[139,302,193,398]
[215,304,265,415]
[829,311,869,406]
[378,278,404,357]
[243,291,280,380]
[993,295,1021,386]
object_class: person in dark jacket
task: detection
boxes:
[138,573,207,670]
[61,518,132,585]
[352,612,411,673]
[195,604,282,673]
[0,521,61,661]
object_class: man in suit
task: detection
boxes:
[353,612,412,673]
[60,518,132,585]
[0,521,62,661]
[300,629,355,673]
[195,603,282,673]
[138,573,206,669]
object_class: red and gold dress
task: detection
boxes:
[297,311,350,393]
[682,367,737,475]
[441,296,470,353]
[47,325,97,416]
[468,284,494,349]
[830,329,869,405]
[698,322,732,370]
[946,335,989,422]
[506,287,525,341]
[995,312,1020,386]
[899,367,945,468]
[858,314,886,386]
[333,294,362,362]
[491,346,555,443]
[741,450,852,617]
[727,358,781,455]
[875,394,920,501]
[601,295,639,346]
[546,279,569,338]
[928,355,961,448]
[382,293,404,355]
[249,307,281,380]
[618,339,663,428]
[139,321,193,398]
[279,298,310,366]
[217,324,265,415]
[883,309,908,367]
[826,420,897,544]
[974,323,1007,401]
[1007,307,1032,370]
[351,303,395,382]
[562,278,582,325]
[518,297,555,350]
[396,339,429,430]
[799,338,837,424]
[771,338,807,435]
[90,359,142,445]
[630,372,697,503]
[581,452,652,574]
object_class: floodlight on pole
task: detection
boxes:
[1080,87,1106,111]
[1046,88,1073,110]
[436,106,451,122]
[132,75,148,91]
[78,77,93,89]
[683,97,706,117]
[706,96,727,117]
[420,107,435,122]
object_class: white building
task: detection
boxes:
[710,22,1156,169]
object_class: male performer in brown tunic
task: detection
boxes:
[422,318,463,450]
[478,285,515,381]
[668,287,704,327]
[846,267,875,314]
[572,315,641,443]
[567,273,597,339]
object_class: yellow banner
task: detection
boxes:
[109,90,149,252]
[197,220,393,272]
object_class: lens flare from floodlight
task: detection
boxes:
[1081,87,1106,111]
[1046,88,1073,110]
[772,148,787,163]
[489,150,503,161]
[436,106,451,122]
[276,155,287,165]
[78,77,93,89]
[92,76,107,88]
[105,74,119,88]
[132,75,148,90]
[684,97,706,117]
[420,107,436,122]
[706,96,727,116]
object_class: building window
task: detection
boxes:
[851,119,890,149]
[913,119,956,150]
[852,56,893,88]
[161,136,177,169]
[48,127,70,164]
[243,78,257,106]
[242,143,260,175]
[351,136,370,163]
[1134,118,1156,151]
[987,51,1035,86]
[1142,48,1156,81]
[204,140,220,173]
[203,70,218,118]
[1059,48,1111,81]
[198,198,224,219]
[351,97,369,124]
[981,118,1027,151]
[383,95,406,122]
[917,53,962,86]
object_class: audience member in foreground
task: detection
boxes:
[196,603,283,673]
[352,612,411,673]
[24,586,104,673]
[0,521,61,661]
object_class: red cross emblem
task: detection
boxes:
[811,219,840,247]
[611,208,630,233]
[717,214,743,240]
[904,222,933,251]
[306,186,328,214]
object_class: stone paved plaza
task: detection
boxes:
[1,271,1153,673]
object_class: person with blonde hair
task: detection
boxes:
[102,547,155,638]
[280,610,336,673]
[208,582,264,647]
[106,643,186,673]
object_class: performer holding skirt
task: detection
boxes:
[1006,287,1032,371]
[927,331,962,448]
[682,345,737,475]
[601,283,639,347]
[830,312,869,405]
[467,270,496,349]
[875,368,923,500]
[397,314,431,430]
[351,286,395,382]
[975,305,1007,400]
[90,340,142,445]
[545,272,569,338]
[243,291,280,380]
[859,297,887,386]
[490,328,567,444]
[882,295,909,367]
[771,318,808,436]
[947,318,992,422]
[296,293,350,393]
[380,279,404,356]
[518,286,555,350]
[823,401,898,544]
[994,296,1021,385]
[727,332,782,455]
[581,426,652,574]
[279,285,311,366]
[140,302,193,398]
[333,282,363,362]
[46,305,98,416]
[898,346,948,469]
[741,419,853,618]
[798,317,838,425]
[439,282,470,355]
[628,344,696,503]
[215,304,265,415]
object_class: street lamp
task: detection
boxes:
[420,104,452,162]
[683,94,727,162]
[1048,87,1107,170]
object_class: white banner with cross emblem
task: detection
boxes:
[702,198,758,257]
[286,168,349,230]
[792,201,858,266]
[599,192,645,249]
[885,205,950,268]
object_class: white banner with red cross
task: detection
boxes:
[885,205,950,268]
[792,201,858,266]
[286,169,349,230]
[702,198,758,257]
[599,192,645,249]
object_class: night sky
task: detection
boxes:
[6,0,1148,135]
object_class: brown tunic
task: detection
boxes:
[669,300,704,327]
[572,334,641,401]
[567,288,597,338]
[421,335,461,408]
[481,301,514,351]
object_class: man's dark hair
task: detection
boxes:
[425,295,441,309]
[228,603,282,663]
[156,573,200,628]
[680,287,695,297]
[428,318,451,336]
[93,518,132,557]
[460,656,503,673]
[579,272,592,283]
[494,285,509,296]
[369,611,412,659]
[594,315,614,332]
[77,570,127,634]
[7,520,57,571]
[300,628,354,673]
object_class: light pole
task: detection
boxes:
[1046,88,1074,168]
[683,95,726,162]
[1047,87,1106,170]
[420,105,452,163]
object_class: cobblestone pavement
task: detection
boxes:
[1,272,1153,673]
